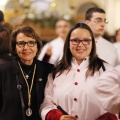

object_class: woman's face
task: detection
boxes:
[70,28,92,65]
[16,32,38,65]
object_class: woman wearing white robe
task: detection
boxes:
[40,23,116,120]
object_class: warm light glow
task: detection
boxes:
[50,2,56,8]
[46,0,54,2]
[63,15,71,20]
[1,0,7,5]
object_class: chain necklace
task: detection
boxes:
[24,70,31,79]
[18,62,36,117]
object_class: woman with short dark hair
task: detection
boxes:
[0,26,53,120]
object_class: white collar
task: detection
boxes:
[71,56,89,69]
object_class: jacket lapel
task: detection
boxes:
[35,62,44,92]
[10,59,27,88]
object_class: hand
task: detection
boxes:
[46,45,52,56]
[60,115,77,120]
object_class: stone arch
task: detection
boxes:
[75,2,99,23]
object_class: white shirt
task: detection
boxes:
[114,42,120,49]
[40,57,112,120]
[114,42,120,65]
[96,37,118,66]
[94,65,120,114]
[38,37,64,65]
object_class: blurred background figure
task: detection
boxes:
[0,10,4,25]
[114,28,120,43]
[0,10,14,64]
[85,7,119,66]
[2,22,13,33]
[0,10,13,33]
[114,28,120,65]
[38,19,71,65]
[0,26,13,64]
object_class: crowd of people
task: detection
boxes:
[0,6,120,120]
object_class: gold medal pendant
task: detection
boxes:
[18,62,36,117]
[26,107,32,116]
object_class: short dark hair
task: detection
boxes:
[0,10,4,22]
[11,26,42,57]
[85,7,105,20]
[52,22,105,79]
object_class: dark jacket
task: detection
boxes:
[0,58,53,120]
[0,54,13,64]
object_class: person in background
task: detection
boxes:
[114,28,120,43]
[0,26,13,64]
[0,10,13,33]
[113,28,120,65]
[0,9,13,32]
[0,10,5,25]
[85,7,119,66]
[3,22,13,33]
[40,23,117,120]
[0,26,53,120]
[38,18,71,65]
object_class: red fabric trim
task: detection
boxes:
[96,112,117,120]
[118,110,120,119]
[45,109,63,120]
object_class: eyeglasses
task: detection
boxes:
[16,41,37,48]
[91,19,108,24]
[70,39,92,45]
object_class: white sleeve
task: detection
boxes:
[114,44,120,66]
[37,43,49,61]
[94,65,120,114]
[40,74,56,120]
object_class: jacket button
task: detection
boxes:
[74,82,78,85]
[74,98,77,101]
[75,115,78,118]
[77,69,80,72]
[38,78,42,81]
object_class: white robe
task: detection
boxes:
[94,65,120,114]
[40,57,113,120]
[96,37,119,66]
[114,42,120,65]
[38,37,64,65]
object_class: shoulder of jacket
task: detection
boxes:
[36,59,54,67]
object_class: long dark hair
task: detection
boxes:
[52,23,105,79]
[0,27,11,54]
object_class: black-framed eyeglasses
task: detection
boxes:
[16,41,37,48]
[70,39,92,45]
[91,19,109,24]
